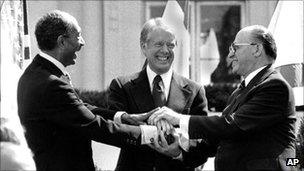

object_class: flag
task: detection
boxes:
[0,0,29,145]
[199,28,220,85]
[162,0,190,78]
[268,0,303,106]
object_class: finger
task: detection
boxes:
[159,120,165,132]
[168,123,173,132]
[128,116,146,126]
[124,115,138,125]
[159,130,168,147]
[154,131,161,148]
[152,114,164,126]
[146,107,161,117]
[156,121,162,131]
[148,108,163,125]
[162,120,172,135]
[159,120,170,134]
[135,107,160,123]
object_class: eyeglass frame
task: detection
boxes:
[229,42,257,54]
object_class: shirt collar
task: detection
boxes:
[39,51,68,75]
[146,65,173,98]
[244,65,267,86]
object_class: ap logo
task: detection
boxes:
[286,158,300,166]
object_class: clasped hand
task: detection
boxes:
[121,107,182,157]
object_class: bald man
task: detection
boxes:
[149,25,297,171]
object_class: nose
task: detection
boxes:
[227,50,234,59]
[160,44,169,54]
[80,36,85,46]
[226,51,234,67]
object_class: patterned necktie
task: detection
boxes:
[233,80,246,102]
[152,75,166,107]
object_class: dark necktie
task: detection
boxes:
[152,75,166,107]
[232,80,246,103]
[223,80,246,116]
[238,80,245,93]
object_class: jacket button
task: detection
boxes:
[150,138,154,143]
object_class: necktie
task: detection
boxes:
[223,80,247,124]
[223,80,246,116]
[233,80,246,102]
[152,75,166,107]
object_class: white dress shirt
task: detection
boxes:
[114,65,174,144]
[39,51,68,76]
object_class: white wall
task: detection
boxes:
[245,0,277,26]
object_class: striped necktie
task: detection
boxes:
[152,75,166,107]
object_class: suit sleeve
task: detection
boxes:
[182,139,218,168]
[182,85,210,167]
[189,85,208,116]
[108,78,129,111]
[188,79,292,141]
[42,78,140,147]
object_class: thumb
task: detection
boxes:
[139,107,161,120]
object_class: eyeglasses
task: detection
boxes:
[229,42,257,54]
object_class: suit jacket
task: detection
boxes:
[108,69,208,171]
[17,55,140,171]
[184,65,296,171]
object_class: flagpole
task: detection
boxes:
[183,0,190,30]
[23,0,30,61]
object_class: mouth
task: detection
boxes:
[156,55,170,62]
[73,53,78,59]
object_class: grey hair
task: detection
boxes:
[248,25,277,60]
[140,17,175,46]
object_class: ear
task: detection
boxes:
[140,42,147,50]
[57,35,66,49]
[252,44,262,57]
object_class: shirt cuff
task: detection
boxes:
[140,125,158,145]
[114,111,126,123]
[178,115,190,152]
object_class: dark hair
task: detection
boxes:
[250,25,277,60]
[140,17,175,46]
[35,10,75,51]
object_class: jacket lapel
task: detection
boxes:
[130,70,156,112]
[231,65,275,113]
[166,73,192,113]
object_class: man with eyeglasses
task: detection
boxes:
[107,17,208,171]
[148,25,296,171]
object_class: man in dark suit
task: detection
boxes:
[17,10,153,171]
[149,25,297,171]
[107,17,208,171]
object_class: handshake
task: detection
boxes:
[121,107,184,157]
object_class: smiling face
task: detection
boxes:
[141,27,176,74]
[61,20,85,67]
[229,30,257,77]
